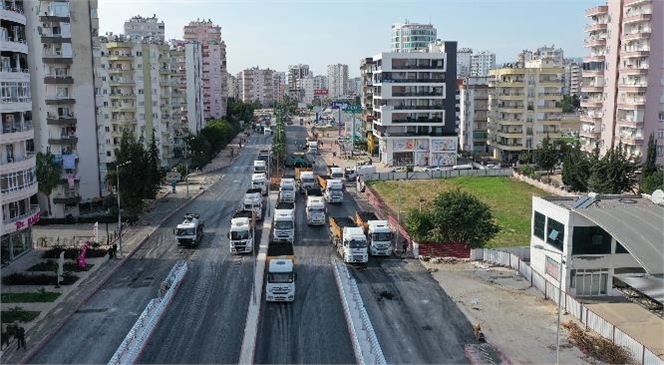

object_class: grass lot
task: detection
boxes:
[368,176,549,247]
[1,309,40,323]
[1,291,61,303]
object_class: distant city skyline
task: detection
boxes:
[98,0,593,77]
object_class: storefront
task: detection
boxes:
[1,210,40,265]
[378,136,458,167]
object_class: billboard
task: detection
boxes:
[314,89,329,96]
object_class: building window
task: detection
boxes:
[658,129,664,139]
[615,241,629,254]
[571,269,608,296]
[533,211,545,239]
[572,226,612,254]
[659,111,664,121]
[546,217,564,250]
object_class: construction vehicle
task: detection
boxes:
[252,173,268,196]
[266,242,295,302]
[327,164,344,180]
[317,175,344,204]
[273,202,295,243]
[228,210,255,254]
[355,211,393,256]
[296,168,315,193]
[278,178,296,203]
[306,188,326,226]
[174,213,204,247]
[242,188,263,221]
[307,140,319,154]
[329,216,368,264]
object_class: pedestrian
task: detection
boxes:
[16,326,25,350]
[333,152,337,158]
[402,239,409,256]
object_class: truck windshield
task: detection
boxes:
[330,186,343,191]
[231,230,250,240]
[349,239,367,248]
[254,167,265,173]
[281,186,294,191]
[176,228,195,236]
[268,272,294,283]
[331,173,343,179]
[302,178,314,184]
[372,232,392,241]
[244,204,254,211]
[275,221,293,229]
[252,181,264,187]
[310,207,324,214]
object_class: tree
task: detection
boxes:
[588,142,639,194]
[146,130,162,197]
[557,94,580,113]
[534,135,558,175]
[36,151,61,216]
[405,189,500,249]
[640,133,663,194]
[562,144,591,192]
[108,129,154,216]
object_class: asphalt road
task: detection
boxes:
[254,125,356,364]
[27,134,267,364]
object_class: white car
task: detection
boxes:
[423,166,442,172]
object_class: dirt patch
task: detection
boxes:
[423,260,591,364]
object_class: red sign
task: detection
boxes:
[14,210,41,232]
[314,89,329,96]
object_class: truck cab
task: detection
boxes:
[229,211,255,254]
[367,221,393,256]
[308,140,319,155]
[279,178,296,203]
[273,202,295,243]
[329,217,369,264]
[174,213,204,247]
[243,188,263,221]
[306,193,326,226]
[323,178,344,204]
[252,173,268,196]
[253,160,267,176]
[298,171,316,193]
[328,166,344,180]
[266,257,295,302]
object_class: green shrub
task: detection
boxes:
[41,247,108,259]
[27,261,94,272]
[1,291,61,303]
[1,308,40,323]
[2,273,79,286]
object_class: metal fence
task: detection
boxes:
[472,248,663,365]
[362,168,513,182]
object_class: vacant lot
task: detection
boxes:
[369,176,548,247]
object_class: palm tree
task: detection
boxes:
[36,151,61,216]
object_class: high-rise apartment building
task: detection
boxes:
[287,64,310,101]
[169,40,204,151]
[563,60,581,96]
[459,76,492,153]
[124,14,164,41]
[227,72,239,100]
[1,0,39,264]
[275,71,286,102]
[390,20,437,53]
[457,48,473,78]
[237,67,278,107]
[348,77,361,97]
[25,0,101,218]
[470,51,496,77]
[517,45,564,67]
[313,75,327,91]
[367,40,458,166]
[488,59,565,163]
[327,63,348,98]
[360,57,375,147]
[183,19,227,119]
[581,1,663,162]
[297,74,314,104]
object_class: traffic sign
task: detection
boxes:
[343,104,362,113]
[331,102,347,109]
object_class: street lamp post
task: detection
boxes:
[534,244,564,365]
[395,180,402,254]
[116,160,132,259]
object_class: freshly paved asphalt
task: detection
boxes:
[254,125,356,364]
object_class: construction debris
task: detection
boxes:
[563,321,635,364]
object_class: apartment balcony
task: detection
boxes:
[619,133,644,144]
[584,23,607,32]
[580,112,603,123]
[537,105,560,113]
[46,114,76,126]
[496,130,524,138]
[108,79,134,86]
[617,97,647,108]
[582,69,603,77]
[45,96,75,105]
[53,191,82,205]
[584,37,606,48]
[376,78,446,85]
[42,52,73,64]
[391,64,445,70]
[107,55,133,61]
[585,5,608,16]
[620,49,649,58]
[540,92,563,100]
[0,6,27,24]
[48,134,78,145]
[39,11,70,22]
[492,142,524,151]
[391,91,444,98]
[538,79,562,87]
[493,106,524,114]
[617,116,643,128]
[622,29,651,42]
[580,99,603,108]
[391,104,444,111]
[490,80,526,88]
[619,65,649,76]
[107,68,134,74]
[44,75,74,84]
[490,118,523,126]
[583,54,606,62]
[623,12,651,25]
[581,83,604,93]
[580,129,601,139]
[0,153,35,173]
[618,81,648,92]
[109,93,136,99]
[496,93,524,100]
[0,124,33,145]
[40,33,71,44]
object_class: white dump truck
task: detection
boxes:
[174,213,204,247]
[279,178,296,203]
[329,216,368,264]
[253,160,267,176]
[273,202,295,243]
[229,210,255,254]
[296,168,315,193]
[266,243,295,302]
[242,188,263,221]
[307,140,319,154]
[318,175,344,204]
[355,211,393,256]
[252,173,268,196]
[305,188,326,226]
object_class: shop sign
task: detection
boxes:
[14,211,41,232]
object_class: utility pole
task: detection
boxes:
[185,142,189,198]
[395,180,402,254]
[116,160,132,259]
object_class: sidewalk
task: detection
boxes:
[0,132,247,363]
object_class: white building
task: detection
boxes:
[470,51,496,77]
[297,73,314,105]
[227,72,239,100]
[459,76,491,154]
[26,0,101,218]
[390,20,437,53]
[563,60,581,96]
[457,48,473,78]
[275,71,286,102]
[327,63,348,98]
[287,64,310,101]
[529,194,663,297]
[313,75,327,91]
[124,14,165,41]
[237,67,278,107]
[517,45,564,67]
[1,0,40,264]
[348,77,361,97]
[367,40,459,167]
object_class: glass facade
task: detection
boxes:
[1,229,33,265]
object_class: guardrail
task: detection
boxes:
[333,260,388,365]
[108,261,188,365]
